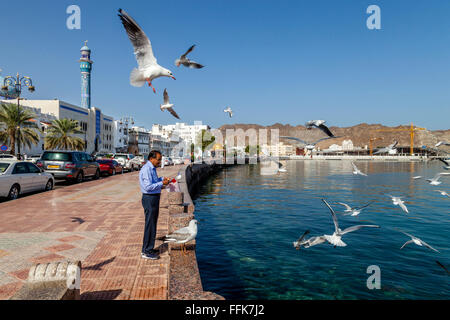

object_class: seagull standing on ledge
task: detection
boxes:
[160,89,180,119]
[224,107,233,118]
[175,45,204,69]
[118,9,176,94]
[158,220,198,254]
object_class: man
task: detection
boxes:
[139,150,170,260]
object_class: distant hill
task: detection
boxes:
[216,123,450,151]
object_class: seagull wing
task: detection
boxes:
[419,239,440,253]
[435,261,450,274]
[341,225,379,235]
[390,141,399,149]
[400,240,414,250]
[280,136,308,146]
[167,107,180,120]
[398,230,416,239]
[181,45,196,59]
[163,89,170,104]
[318,124,335,137]
[118,9,157,69]
[437,158,449,166]
[295,230,311,244]
[355,201,374,210]
[398,202,409,213]
[322,199,339,233]
[187,61,205,69]
[313,136,334,145]
[338,202,352,211]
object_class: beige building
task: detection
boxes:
[3,99,115,154]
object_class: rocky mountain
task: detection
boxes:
[215,123,450,151]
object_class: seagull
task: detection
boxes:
[293,230,327,249]
[413,176,423,180]
[337,202,373,216]
[398,230,440,253]
[280,136,336,151]
[436,158,450,170]
[224,107,233,118]
[118,9,176,94]
[426,172,450,185]
[351,162,368,176]
[70,217,85,224]
[387,195,409,214]
[322,199,380,247]
[175,45,204,69]
[435,190,449,197]
[305,120,336,138]
[160,89,180,119]
[435,141,450,148]
[276,160,287,173]
[158,220,198,254]
[373,141,398,155]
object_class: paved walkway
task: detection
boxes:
[0,165,182,300]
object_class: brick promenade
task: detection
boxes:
[0,165,182,300]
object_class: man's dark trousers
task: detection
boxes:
[142,193,161,254]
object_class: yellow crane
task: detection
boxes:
[369,137,383,156]
[374,123,426,156]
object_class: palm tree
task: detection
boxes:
[0,103,40,156]
[45,118,85,151]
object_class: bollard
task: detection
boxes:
[168,192,184,205]
[10,261,81,300]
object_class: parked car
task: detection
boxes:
[113,153,138,172]
[134,154,146,169]
[162,156,174,166]
[0,154,18,161]
[36,151,100,183]
[25,154,42,164]
[0,160,54,200]
[172,157,184,165]
[96,159,123,176]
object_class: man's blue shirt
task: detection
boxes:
[139,161,164,194]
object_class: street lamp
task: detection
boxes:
[2,72,35,158]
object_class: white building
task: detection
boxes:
[130,126,150,156]
[113,120,130,153]
[157,122,209,157]
[261,142,295,157]
[3,99,115,154]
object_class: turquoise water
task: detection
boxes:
[193,161,450,300]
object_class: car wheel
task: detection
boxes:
[8,184,20,200]
[45,179,53,191]
[76,172,84,183]
[93,170,100,180]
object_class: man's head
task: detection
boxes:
[149,150,162,167]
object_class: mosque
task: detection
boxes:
[1,42,115,155]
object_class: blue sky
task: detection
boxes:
[1,0,449,130]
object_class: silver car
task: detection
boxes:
[0,160,55,200]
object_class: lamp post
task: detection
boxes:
[2,73,35,158]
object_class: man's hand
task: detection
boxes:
[162,178,170,186]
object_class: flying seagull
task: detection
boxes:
[158,219,198,254]
[398,230,440,253]
[160,89,180,119]
[118,9,176,94]
[293,230,327,249]
[413,176,423,180]
[175,45,204,69]
[337,201,373,216]
[322,199,380,247]
[351,162,368,177]
[280,136,336,151]
[426,172,450,186]
[387,195,409,214]
[373,141,398,155]
[305,120,336,138]
[224,107,233,118]
[435,190,449,197]
[436,158,450,170]
[435,141,450,148]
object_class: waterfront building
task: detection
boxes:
[129,126,150,156]
[113,120,129,153]
[261,142,296,157]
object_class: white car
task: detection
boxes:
[0,154,17,161]
[0,160,55,200]
[113,153,139,172]
[162,157,174,166]
[25,155,42,164]
[172,158,184,165]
